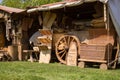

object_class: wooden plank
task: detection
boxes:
[37,36,51,44]
[67,42,77,66]
[88,28,114,45]
[23,50,39,53]
[39,29,52,35]
[78,59,107,63]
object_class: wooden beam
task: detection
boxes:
[78,59,107,63]
[43,12,56,29]
[43,12,51,27]
[46,13,56,29]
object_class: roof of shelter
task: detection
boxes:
[27,0,108,13]
[0,5,25,14]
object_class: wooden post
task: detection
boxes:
[43,12,56,29]
[18,44,22,61]
[112,38,120,69]
[38,29,52,63]
[43,12,51,28]
[46,13,56,29]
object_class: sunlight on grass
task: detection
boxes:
[0,62,120,80]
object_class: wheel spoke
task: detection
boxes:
[63,37,67,45]
[67,36,70,47]
[71,37,75,43]
[58,49,65,54]
[61,50,66,59]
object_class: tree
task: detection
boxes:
[1,0,62,9]
[1,0,22,8]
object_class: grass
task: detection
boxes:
[0,62,120,80]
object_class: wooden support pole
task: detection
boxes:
[112,38,120,69]
[43,12,56,29]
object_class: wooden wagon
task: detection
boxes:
[55,28,116,69]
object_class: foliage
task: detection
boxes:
[1,0,62,9]
[1,0,22,8]
[0,62,120,80]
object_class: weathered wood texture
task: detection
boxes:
[80,44,112,61]
[38,29,52,63]
[8,45,18,60]
[67,42,77,66]
[43,12,56,29]
[88,28,114,45]
[79,28,114,63]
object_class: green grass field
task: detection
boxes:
[0,62,120,80]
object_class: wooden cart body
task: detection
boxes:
[79,28,114,61]
[79,44,111,61]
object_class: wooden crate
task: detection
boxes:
[80,44,112,61]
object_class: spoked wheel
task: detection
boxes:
[55,35,80,64]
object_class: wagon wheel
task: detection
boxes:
[55,35,80,64]
[100,63,108,70]
[78,61,85,68]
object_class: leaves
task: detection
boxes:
[1,0,62,9]
[2,0,22,8]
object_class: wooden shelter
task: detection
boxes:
[0,5,26,61]
[0,0,119,70]
[26,0,120,69]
